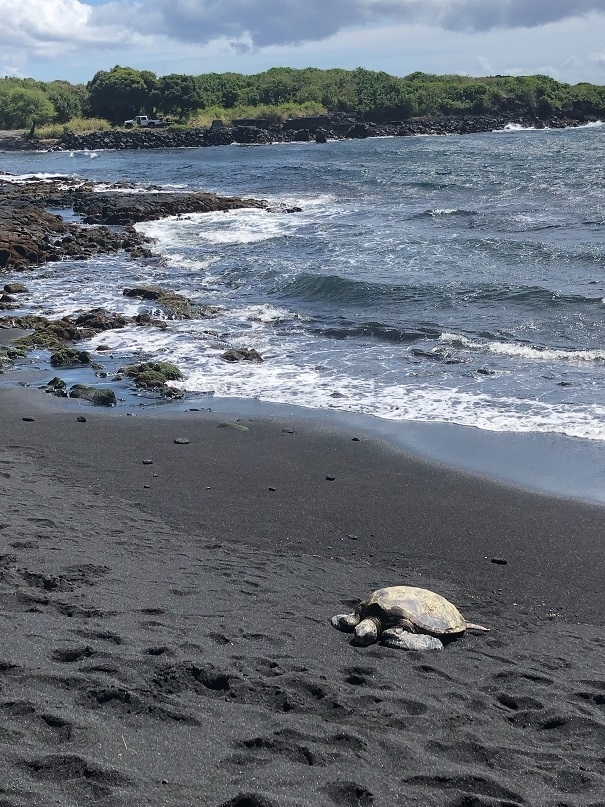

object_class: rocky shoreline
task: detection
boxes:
[0,175,269,272]
[0,111,599,153]
[0,175,279,400]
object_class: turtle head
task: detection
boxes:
[352,616,381,646]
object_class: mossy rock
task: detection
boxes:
[119,361,183,390]
[11,315,80,351]
[122,286,218,320]
[50,347,92,366]
[162,386,184,399]
[69,384,116,406]
[118,361,184,397]
[0,345,26,365]
[133,370,170,389]
[75,308,128,332]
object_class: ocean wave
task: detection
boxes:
[0,171,83,189]
[278,273,381,304]
[498,120,603,133]
[439,332,605,362]
[279,273,604,311]
[167,360,605,441]
[75,319,605,441]
[136,207,301,247]
[498,123,540,132]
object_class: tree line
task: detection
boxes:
[2,66,605,131]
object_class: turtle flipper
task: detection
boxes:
[331,612,361,632]
[465,622,490,632]
[381,628,443,651]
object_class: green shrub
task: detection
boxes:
[36,116,112,138]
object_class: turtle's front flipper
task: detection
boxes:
[465,622,489,632]
[331,612,361,632]
[381,628,443,651]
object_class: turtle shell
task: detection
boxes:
[359,586,467,636]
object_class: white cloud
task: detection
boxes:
[2,0,605,83]
[0,0,139,59]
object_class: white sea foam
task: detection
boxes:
[171,362,605,441]
[0,172,84,189]
[439,332,605,363]
[93,183,188,193]
[499,123,538,132]
[232,303,308,325]
[73,317,605,442]
[159,252,220,275]
[499,120,603,134]
[136,207,305,247]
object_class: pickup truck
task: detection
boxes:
[123,115,165,128]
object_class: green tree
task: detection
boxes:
[195,72,249,108]
[0,87,55,130]
[154,74,203,120]
[566,83,605,116]
[351,68,413,119]
[87,66,156,122]
[47,81,83,123]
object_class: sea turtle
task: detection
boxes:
[331,585,489,651]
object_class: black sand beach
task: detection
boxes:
[1,379,605,807]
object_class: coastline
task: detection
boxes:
[1,111,599,153]
[7,358,605,506]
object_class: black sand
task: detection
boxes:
[1,382,605,807]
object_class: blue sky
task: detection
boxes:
[2,1,605,85]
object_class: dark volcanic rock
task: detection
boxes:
[0,174,159,271]
[75,308,128,333]
[44,376,68,396]
[4,282,28,293]
[221,348,264,363]
[73,190,266,225]
[0,175,269,273]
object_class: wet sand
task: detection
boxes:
[1,382,605,806]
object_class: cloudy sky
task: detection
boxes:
[2,0,605,85]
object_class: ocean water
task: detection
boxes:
[3,123,605,441]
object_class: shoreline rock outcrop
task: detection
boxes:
[0,176,269,272]
[0,111,596,154]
